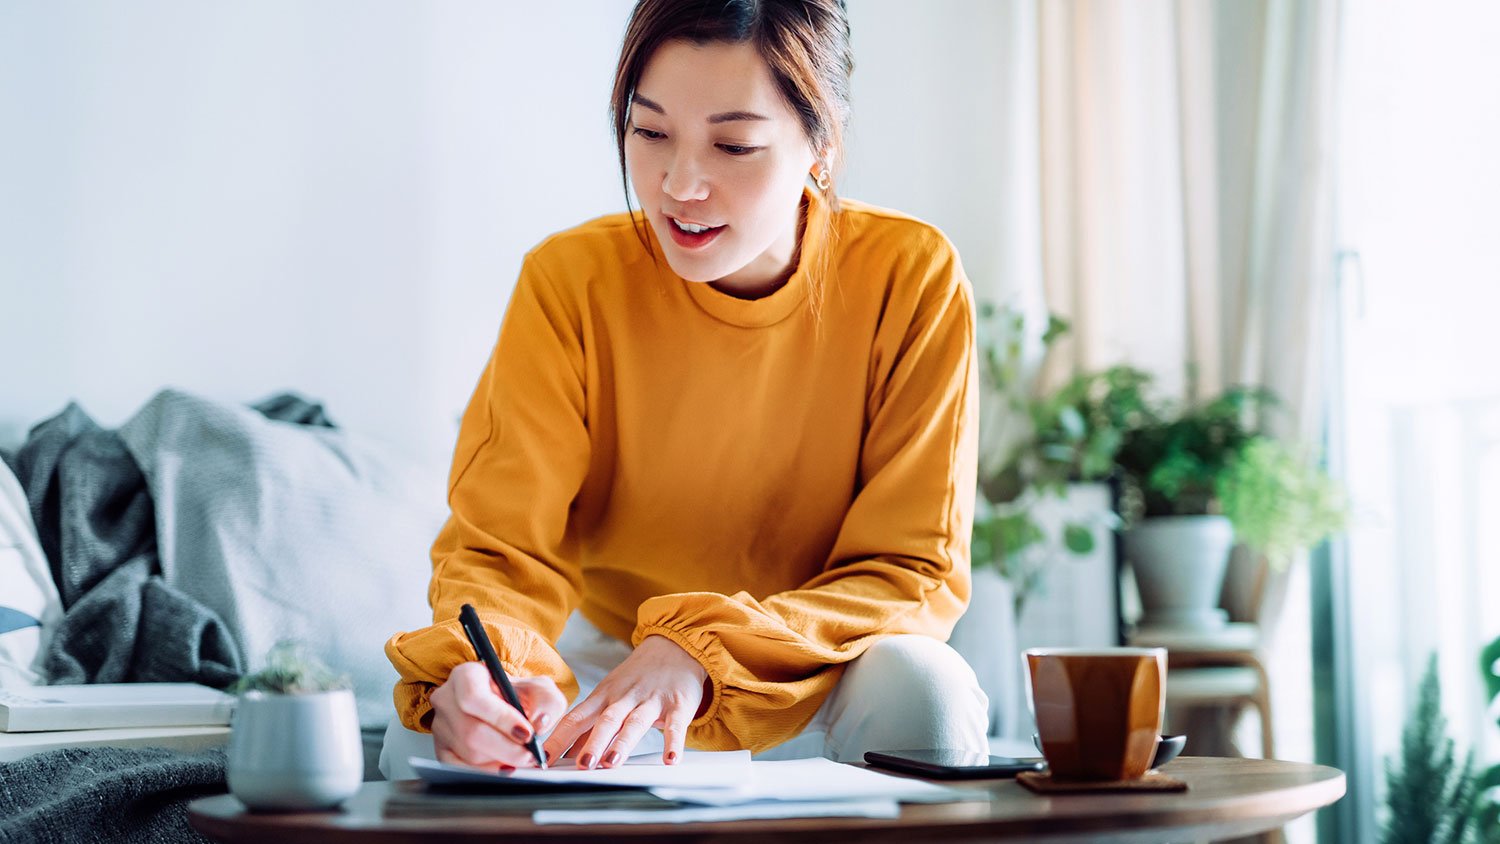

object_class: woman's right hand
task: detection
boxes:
[429,661,567,770]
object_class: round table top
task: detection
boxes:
[188,756,1345,844]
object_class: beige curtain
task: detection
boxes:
[1036,0,1340,444]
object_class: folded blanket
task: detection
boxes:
[6,394,334,688]
[9,403,242,687]
[0,746,226,844]
[118,389,443,726]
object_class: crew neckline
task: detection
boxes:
[653,186,828,329]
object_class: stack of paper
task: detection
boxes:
[407,750,987,824]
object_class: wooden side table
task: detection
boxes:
[189,756,1345,843]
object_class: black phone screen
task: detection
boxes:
[863,749,1046,779]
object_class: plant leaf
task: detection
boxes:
[1063,523,1095,554]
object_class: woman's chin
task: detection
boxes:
[660,254,727,284]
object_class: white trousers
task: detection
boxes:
[379,611,989,779]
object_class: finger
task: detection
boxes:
[448,663,538,744]
[602,702,661,768]
[658,701,693,766]
[574,701,635,770]
[514,676,567,735]
[433,735,517,772]
[435,712,541,770]
[543,697,603,765]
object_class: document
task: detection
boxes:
[651,757,985,806]
[533,798,902,825]
[410,751,986,826]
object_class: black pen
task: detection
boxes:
[458,603,548,769]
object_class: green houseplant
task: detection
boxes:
[1478,635,1500,840]
[1113,383,1347,630]
[959,303,1145,740]
[1380,654,1483,844]
[971,303,1147,614]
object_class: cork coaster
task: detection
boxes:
[1017,770,1189,794]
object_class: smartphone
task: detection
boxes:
[864,749,1046,780]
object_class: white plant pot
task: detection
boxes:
[1123,515,1234,631]
[948,567,1019,737]
[227,689,363,811]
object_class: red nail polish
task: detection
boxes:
[511,726,531,742]
[603,750,620,767]
[579,753,594,769]
[666,751,678,764]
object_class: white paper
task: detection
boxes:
[651,757,983,807]
[410,749,750,790]
[532,798,901,825]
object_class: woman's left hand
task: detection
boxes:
[542,634,707,768]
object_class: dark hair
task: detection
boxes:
[610,0,853,307]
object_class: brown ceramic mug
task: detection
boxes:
[1025,647,1168,782]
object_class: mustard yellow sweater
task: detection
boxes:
[385,187,978,753]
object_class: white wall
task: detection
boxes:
[0,1,1034,464]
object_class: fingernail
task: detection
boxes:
[603,750,620,767]
[499,764,516,773]
[666,750,678,765]
[535,712,552,732]
[579,753,594,769]
[511,725,531,742]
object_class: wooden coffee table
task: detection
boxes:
[188,756,1344,843]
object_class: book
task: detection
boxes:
[0,724,230,762]
[0,683,235,733]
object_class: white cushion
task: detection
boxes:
[0,462,62,687]
[118,389,446,726]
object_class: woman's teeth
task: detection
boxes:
[672,218,717,233]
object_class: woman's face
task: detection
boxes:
[626,39,821,297]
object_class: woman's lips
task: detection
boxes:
[665,216,726,250]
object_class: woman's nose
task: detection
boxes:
[662,154,710,202]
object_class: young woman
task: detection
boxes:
[382,0,988,776]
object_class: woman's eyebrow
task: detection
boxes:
[632,94,769,124]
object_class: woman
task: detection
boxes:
[382,0,988,776]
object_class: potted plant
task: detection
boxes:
[1114,385,1347,631]
[956,303,1141,737]
[226,640,363,811]
[969,303,1147,615]
[1478,634,1500,837]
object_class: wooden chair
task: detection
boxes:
[1127,548,1288,844]
[1128,546,1285,758]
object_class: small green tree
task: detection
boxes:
[1477,636,1500,842]
[1382,654,1481,844]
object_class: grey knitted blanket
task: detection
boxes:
[7,394,335,687]
[0,746,226,843]
[8,403,243,687]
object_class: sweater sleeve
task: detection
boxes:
[634,239,979,753]
[384,253,591,732]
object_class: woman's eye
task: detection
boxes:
[631,127,665,141]
[718,144,761,156]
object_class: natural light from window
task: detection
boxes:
[1336,0,1500,839]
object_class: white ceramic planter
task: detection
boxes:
[1123,515,1234,631]
[947,568,1018,738]
[227,689,363,811]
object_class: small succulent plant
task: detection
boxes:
[230,640,350,695]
